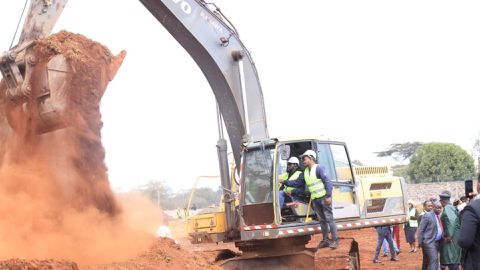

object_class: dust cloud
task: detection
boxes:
[0,31,161,264]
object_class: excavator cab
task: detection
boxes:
[239,138,361,229]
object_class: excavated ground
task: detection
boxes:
[80,237,220,270]
[312,227,422,269]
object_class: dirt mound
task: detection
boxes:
[0,32,160,265]
[311,228,423,269]
[0,259,78,270]
[81,238,221,270]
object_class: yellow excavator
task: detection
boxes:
[0,1,409,269]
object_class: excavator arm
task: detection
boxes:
[139,0,269,167]
[0,0,269,168]
[1,0,269,239]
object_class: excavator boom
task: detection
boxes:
[139,0,269,166]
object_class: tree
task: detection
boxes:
[472,132,480,173]
[407,143,475,183]
[137,180,221,210]
[140,180,175,209]
[376,142,424,161]
[352,160,364,166]
[391,164,410,181]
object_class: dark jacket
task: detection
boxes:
[283,165,333,197]
[458,199,480,269]
[418,211,440,247]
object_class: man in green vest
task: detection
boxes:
[278,157,304,208]
[282,149,338,249]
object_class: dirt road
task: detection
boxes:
[312,228,423,269]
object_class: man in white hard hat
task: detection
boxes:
[301,149,338,249]
[278,157,305,208]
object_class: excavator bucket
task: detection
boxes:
[0,33,126,135]
[0,0,125,136]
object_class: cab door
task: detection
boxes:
[317,142,360,220]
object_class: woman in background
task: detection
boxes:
[405,201,419,253]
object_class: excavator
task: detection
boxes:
[0,0,409,269]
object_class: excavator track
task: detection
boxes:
[218,236,360,270]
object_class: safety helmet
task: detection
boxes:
[301,150,316,160]
[287,157,300,165]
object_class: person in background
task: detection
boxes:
[382,228,400,257]
[405,201,419,253]
[456,196,467,213]
[417,201,443,270]
[419,200,434,225]
[439,191,461,270]
[453,199,460,209]
[392,224,401,253]
[457,197,480,269]
[373,225,399,263]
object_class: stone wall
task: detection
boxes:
[406,180,471,205]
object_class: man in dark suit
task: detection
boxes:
[418,201,444,270]
[458,198,480,269]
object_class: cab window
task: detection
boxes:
[317,143,336,181]
[243,146,275,204]
[330,144,354,182]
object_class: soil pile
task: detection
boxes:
[81,237,221,270]
[0,32,160,264]
[0,259,78,270]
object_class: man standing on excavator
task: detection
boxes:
[280,150,338,249]
[302,150,338,249]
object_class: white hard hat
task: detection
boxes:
[287,157,300,165]
[302,150,316,160]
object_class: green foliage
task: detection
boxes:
[391,164,410,182]
[376,142,424,161]
[140,180,175,209]
[352,159,364,166]
[138,180,221,210]
[407,143,475,183]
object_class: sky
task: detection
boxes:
[1,0,480,192]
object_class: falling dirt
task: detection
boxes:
[0,31,161,265]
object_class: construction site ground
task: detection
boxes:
[76,218,422,270]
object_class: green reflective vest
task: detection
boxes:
[304,164,326,200]
[282,171,302,193]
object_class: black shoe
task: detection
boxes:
[330,240,338,249]
[391,257,399,262]
[318,240,329,249]
[382,253,388,257]
[373,259,381,264]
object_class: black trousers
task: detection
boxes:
[422,241,440,270]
